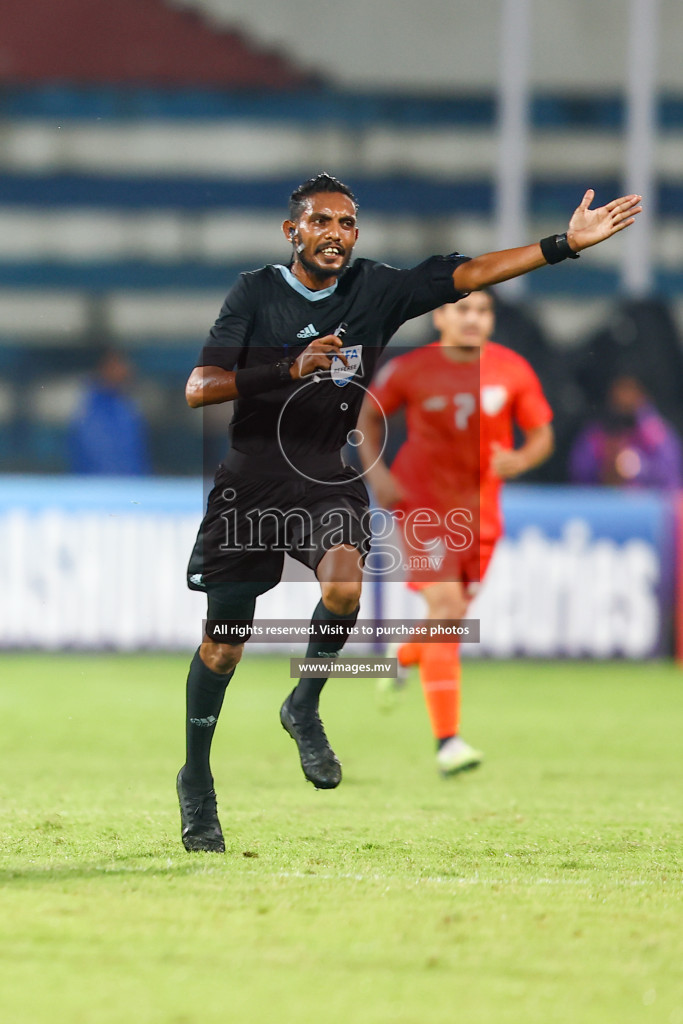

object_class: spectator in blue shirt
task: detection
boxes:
[68,349,151,475]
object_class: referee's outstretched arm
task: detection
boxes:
[185,190,641,409]
[452,189,642,293]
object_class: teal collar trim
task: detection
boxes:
[276,264,339,302]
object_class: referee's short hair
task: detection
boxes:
[289,173,358,221]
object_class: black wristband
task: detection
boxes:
[539,233,580,265]
[234,360,293,398]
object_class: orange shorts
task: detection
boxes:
[405,538,497,593]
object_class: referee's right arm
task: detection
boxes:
[186,335,348,407]
[186,366,239,407]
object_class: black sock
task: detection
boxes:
[184,648,234,791]
[290,599,359,711]
[437,735,456,751]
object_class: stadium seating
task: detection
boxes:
[1,2,682,474]
[0,0,311,87]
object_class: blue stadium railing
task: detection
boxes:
[6,260,683,297]
[2,85,683,129]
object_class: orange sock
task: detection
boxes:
[397,641,423,667]
[419,642,461,741]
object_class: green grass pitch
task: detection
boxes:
[0,654,681,1024]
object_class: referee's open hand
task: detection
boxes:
[290,335,348,379]
[566,189,642,253]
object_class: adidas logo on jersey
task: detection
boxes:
[296,323,319,339]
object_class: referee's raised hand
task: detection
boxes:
[566,189,642,252]
[290,335,349,379]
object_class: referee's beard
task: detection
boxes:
[295,249,352,281]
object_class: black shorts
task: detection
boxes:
[187,461,371,594]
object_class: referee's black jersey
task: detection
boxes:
[197,255,470,473]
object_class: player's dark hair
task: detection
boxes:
[289,173,358,221]
[437,287,496,314]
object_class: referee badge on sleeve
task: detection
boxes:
[330,345,363,387]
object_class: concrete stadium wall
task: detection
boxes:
[174,0,683,92]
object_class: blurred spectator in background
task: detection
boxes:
[68,348,151,475]
[569,374,682,489]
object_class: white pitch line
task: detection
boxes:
[269,870,678,889]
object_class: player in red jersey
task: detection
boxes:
[358,289,553,774]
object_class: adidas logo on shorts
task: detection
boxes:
[296,323,318,339]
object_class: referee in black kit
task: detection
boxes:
[177,172,641,852]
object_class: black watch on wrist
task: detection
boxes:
[274,358,294,382]
[540,232,580,265]
[556,232,580,259]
